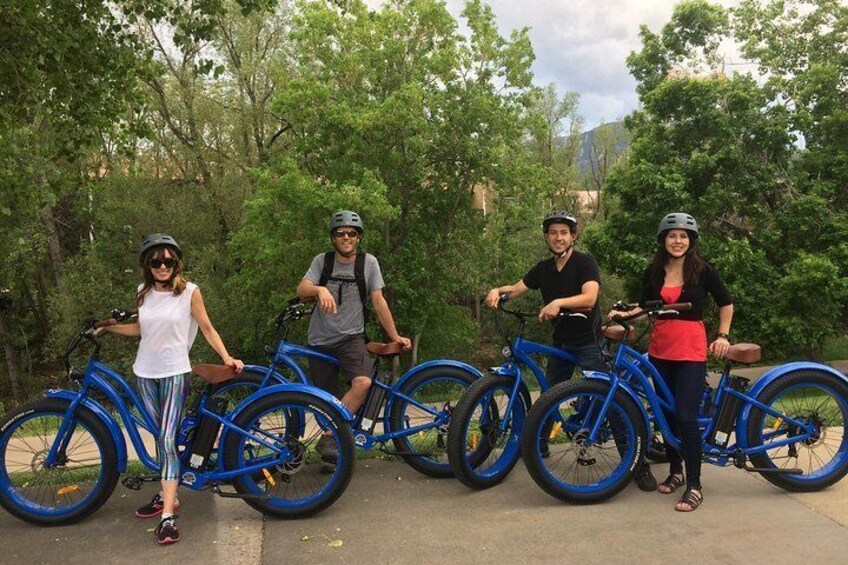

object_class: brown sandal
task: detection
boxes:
[657,473,684,494]
[675,488,703,512]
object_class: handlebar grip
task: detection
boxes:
[663,302,692,312]
[565,307,592,315]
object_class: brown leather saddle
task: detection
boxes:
[365,341,403,358]
[192,364,237,384]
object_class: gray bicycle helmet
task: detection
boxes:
[138,233,182,265]
[329,210,364,235]
[542,210,578,234]
[656,212,699,240]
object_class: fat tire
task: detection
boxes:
[0,398,119,525]
[521,379,646,503]
[447,375,528,489]
[223,391,354,518]
[746,370,848,492]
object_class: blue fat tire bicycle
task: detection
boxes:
[446,297,595,490]
[0,312,355,526]
[520,301,848,503]
[213,301,484,479]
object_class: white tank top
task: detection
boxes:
[133,282,199,379]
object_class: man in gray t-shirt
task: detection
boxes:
[296,211,411,424]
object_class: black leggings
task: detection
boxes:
[649,357,705,490]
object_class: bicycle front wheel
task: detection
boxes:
[447,375,528,489]
[0,398,119,525]
[521,380,646,503]
[223,391,354,518]
[746,370,848,492]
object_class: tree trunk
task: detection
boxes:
[0,310,22,401]
[41,204,62,285]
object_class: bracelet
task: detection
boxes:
[716,332,730,339]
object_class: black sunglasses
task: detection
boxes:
[333,229,360,239]
[150,258,177,269]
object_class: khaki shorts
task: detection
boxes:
[308,334,373,398]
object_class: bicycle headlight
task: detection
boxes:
[502,345,512,358]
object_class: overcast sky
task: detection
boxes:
[369,0,744,131]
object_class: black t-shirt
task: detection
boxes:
[522,251,602,345]
[640,263,733,320]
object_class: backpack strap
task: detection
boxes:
[318,251,335,287]
[316,251,369,326]
[354,251,368,313]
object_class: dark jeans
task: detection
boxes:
[649,356,706,489]
[544,337,609,387]
[541,338,630,457]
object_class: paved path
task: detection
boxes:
[3,360,848,564]
[2,458,847,565]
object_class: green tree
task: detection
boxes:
[585,0,848,358]
[230,0,544,365]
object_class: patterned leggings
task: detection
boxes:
[136,374,191,481]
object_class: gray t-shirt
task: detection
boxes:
[304,252,385,346]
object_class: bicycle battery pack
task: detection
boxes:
[359,372,395,434]
[187,396,229,470]
[709,375,749,447]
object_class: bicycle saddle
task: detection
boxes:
[366,341,403,358]
[724,343,761,364]
[193,364,237,384]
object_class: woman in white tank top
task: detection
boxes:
[102,233,243,544]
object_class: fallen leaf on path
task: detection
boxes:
[328,540,343,548]
[301,535,310,541]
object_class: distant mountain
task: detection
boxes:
[558,121,629,177]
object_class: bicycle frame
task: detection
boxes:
[245,335,483,449]
[44,358,319,491]
[588,341,832,465]
[488,336,580,434]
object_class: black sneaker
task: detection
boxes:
[135,493,180,518]
[635,462,657,492]
[155,515,180,545]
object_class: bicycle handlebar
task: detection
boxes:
[497,294,590,320]
[610,301,692,324]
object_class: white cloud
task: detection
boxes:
[366,0,747,129]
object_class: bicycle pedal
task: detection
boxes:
[211,484,268,500]
[576,457,596,466]
[121,474,160,491]
[121,477,143,490]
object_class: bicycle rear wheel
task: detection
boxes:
[223,390,354,518]
[0,398,119,525]
[521,380,646,503]
[388,366,477,478]
[746,370,848,492]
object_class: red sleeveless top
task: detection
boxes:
[647,286,707,362]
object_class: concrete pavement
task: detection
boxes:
[2,359,847,564]
[2,457,847,565]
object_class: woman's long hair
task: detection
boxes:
[647,232,705,290]
[136,246,187,307]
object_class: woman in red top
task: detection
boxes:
[638,213,733,511]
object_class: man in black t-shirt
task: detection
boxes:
[485,210,606,384]
[484,210,658,490]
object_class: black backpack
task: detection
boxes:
[318,251,370,327]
